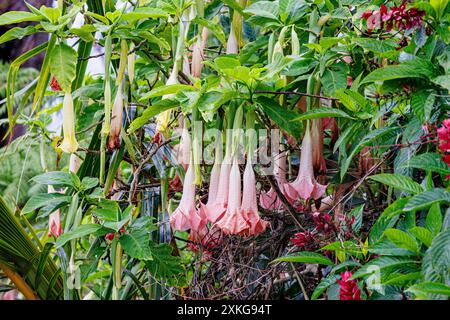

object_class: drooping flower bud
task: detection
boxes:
[108,82,124,151]
[60,91,79,154]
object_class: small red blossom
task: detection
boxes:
[312,211,333,234]
[437,119,450,167]
[50,76,62,92]
[105,233,115,241]
[291,231,315,249]
[337,271,362,300]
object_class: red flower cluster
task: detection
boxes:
[312,211,334,234]
[362,1,425,32]
[337,271,362,300]
[437,119,450,166]
[50,76,62,92]
[291,231,315,249]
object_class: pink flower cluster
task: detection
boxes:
[362,1,425,32]
[337,271,362,300]
[437,119,450,166]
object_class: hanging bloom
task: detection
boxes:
[156,70,178,132]
[241,161,269,235]
[69,153,81,173]
[176,125,191,170]
[260,149,289,210]
[201,153,230,223]
[59,91,79,154]
[48,211,62,238]
[216,159,248,235]
[191,28,208,78]
[285,126,327,201]
[170,164,197,231]
[337,271,362,300]
[226,28,239,54]
[311,119,327,173]
[108,83,124,151]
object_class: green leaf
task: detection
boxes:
[144,243,185,286]
[351,256,418,279]
[311,274,340,300]
[120,229,153,260]
[0,11,42,26]
[361,58,437,84]
[369,198,409,244]
[22,193,71,213]
[354,37,397,54]
[404,188,450,212]
[384,229,419,253]
[257,96,302,140]
[127,98,179,133]
[193,17,226,45]
[403,153,450,175]
[292,107,353,121]
[383,272,421,285]
[426,203,443,236]
[322,67,347,97]
[31,171,74,187]
[139,84,195,101]
[56,224,103,247]
[429,229,450,276]
[35,242,54,289]
[273,252,334,265]
[69,25,96,42]
[341,126,398,180]
[369,173,423,194]
[409,227,433,247]
[406,282,450,297]
[0,26,39,45]
[431,75,450,91]
[120,7,168,22]
[49,43,78,92]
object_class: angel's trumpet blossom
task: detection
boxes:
[241,161,269,235]
[176,124,191,170]
[311,118,326,173]
[192,28,208,77]
[108,83,124,151]
[216,160,248,235]
[156,70,178,132]
[260,149,289,210]
[69,153,81,173]
[285,126,327,201]
[60,92,79,154]
[201,153,230,223]
[170,163,197,231]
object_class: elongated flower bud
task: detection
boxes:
[291,27,300,56]
[108,83,124,151]
[60,92,79,154]
[127,43,135,85]
[156,69,178,132]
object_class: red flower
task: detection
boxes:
[50,76,62,92]
[337,271,362,300]
[291,231,314,248]
[105,233,115,241]
[437,119,450,167]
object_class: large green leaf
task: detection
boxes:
[22,193,71,214]
[139,84,196,101]
[120,229,153,260]
[257,96,302,139]
[404,189,450,212]
[311,274,340,300]
[369,173,423,194]
[0,11,43,25]
[31,171,75,187]
[49,43,78,92]
[429,229,450,276]
[426,203,443,236]
[409,227,433,247]
[120,7,168,22]
[144,243,185,286]
[273,252,334,265]
[384,229,419,253]
[292,107,353,121]
[56,224,104,247]
[0,26,40,45]
[406,282,450,297]
[403,153,450,175]
[127,98,179,133]
[351,256,418,279]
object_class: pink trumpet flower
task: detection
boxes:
[108,83,124,151]
[216,160,248,235]
[201,153,230,223]
[170,164,198,231]
[241,161,269,235]
[311,118,326,173]
[191,28,208,78]
[285,127,327,201]
[260,149,289,210]
[176,125,191,170]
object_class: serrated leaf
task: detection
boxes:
[384,228,419,253]
[49,43,78,92]
[273,252,334,265]
[120,229,153,260]
[369,173,423,194]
